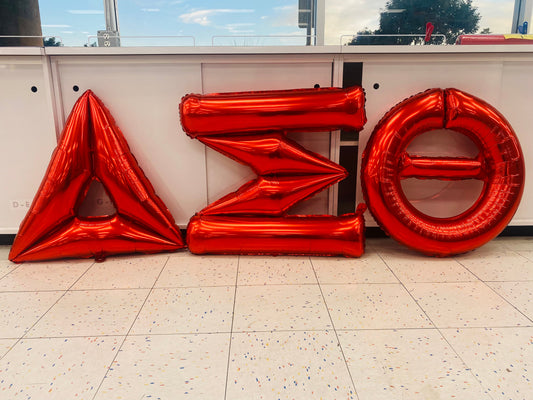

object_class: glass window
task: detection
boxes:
[36,0,529,47]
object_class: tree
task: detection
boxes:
[349,0,480,45]
[44,37,62,47]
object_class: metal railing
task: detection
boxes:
[0,35,63,45]
[86,35,196,47]
[340,34,447,46]
[211,35,316,46]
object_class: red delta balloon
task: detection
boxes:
[180,86,368,257]
[9,90,185,262]
[361,88,525,256]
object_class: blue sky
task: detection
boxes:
[39,0,520,47]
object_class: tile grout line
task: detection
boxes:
[0,262,21,281]
[0,260,97,361]
[5,324,532,342]
[90,256,170,400]
[376,251,496,400]
[309,257,360,400]
[454,258,533,325]
[223,255,240,400]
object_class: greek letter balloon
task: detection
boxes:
[361,88,525,256]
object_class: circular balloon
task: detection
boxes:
[361,88,525,256]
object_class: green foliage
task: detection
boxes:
[349,0,480,45]
[43,37,62,46]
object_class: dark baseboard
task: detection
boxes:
[366,225,533,238]
[0,234,16,245]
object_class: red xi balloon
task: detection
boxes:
[180,86,367,257]
[362,88,525,256]
[9,90,185,262]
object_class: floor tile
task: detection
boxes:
[27,289,149,337]
[237,256,316,285]
[156,253,238,287]
[0,260,93,292]
[517,250,533,262]
[0,338,18,358]
[323,284,432,330]
[497,237,533,251]
[0,246,10,260]
[408,282,532,328]
[94,333,230,400]
[442,327,533,400]
[366,238,405,252]
[0,336,122,399]
[72,255,167,290]
[233,285,331,332]
[0,291,63,338]
[0,247,18,279]
[226,331,356,399]
[311,253,398,284]
[380,251,476,283]
[338,329,490,400]
[0,262,18,282]
[487,281,533,321]
[131,287,235,334]
[455,249,533,281]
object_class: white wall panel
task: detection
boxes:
[356,56,531,226]
[498,61,533,225]
[1,48,532,235]
[0,56,57,233]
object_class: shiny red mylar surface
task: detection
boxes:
[9,90,184,262]
[198,133,347,216]
[180,86,367,257]
[180,86,366,137]
[362,88,525,256]
[187,208,366,257]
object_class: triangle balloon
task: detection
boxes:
[9,90,185,262]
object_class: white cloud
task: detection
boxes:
[60,31,74,34]
[272,4,298,27]
[226,23,255,28]
[475,0,515,33]
[68,10,104,15]
[274,5,295,11]
[179,9,255,26]
[42,24,71,28]
[141,8,160,12]
[325,0,383,45]
[225,22,256,34]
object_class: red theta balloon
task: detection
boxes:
[361,88,525,256]
[9,90,185,262]
[187,207,366,257]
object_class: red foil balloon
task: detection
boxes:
[361,88,525,256]
[180,86,367,137]
[9,90,185,262]
[180,86,367,257]
[198,133,347,216]
[187,208,366,257]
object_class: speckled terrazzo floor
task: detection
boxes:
[0,237,532,400]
